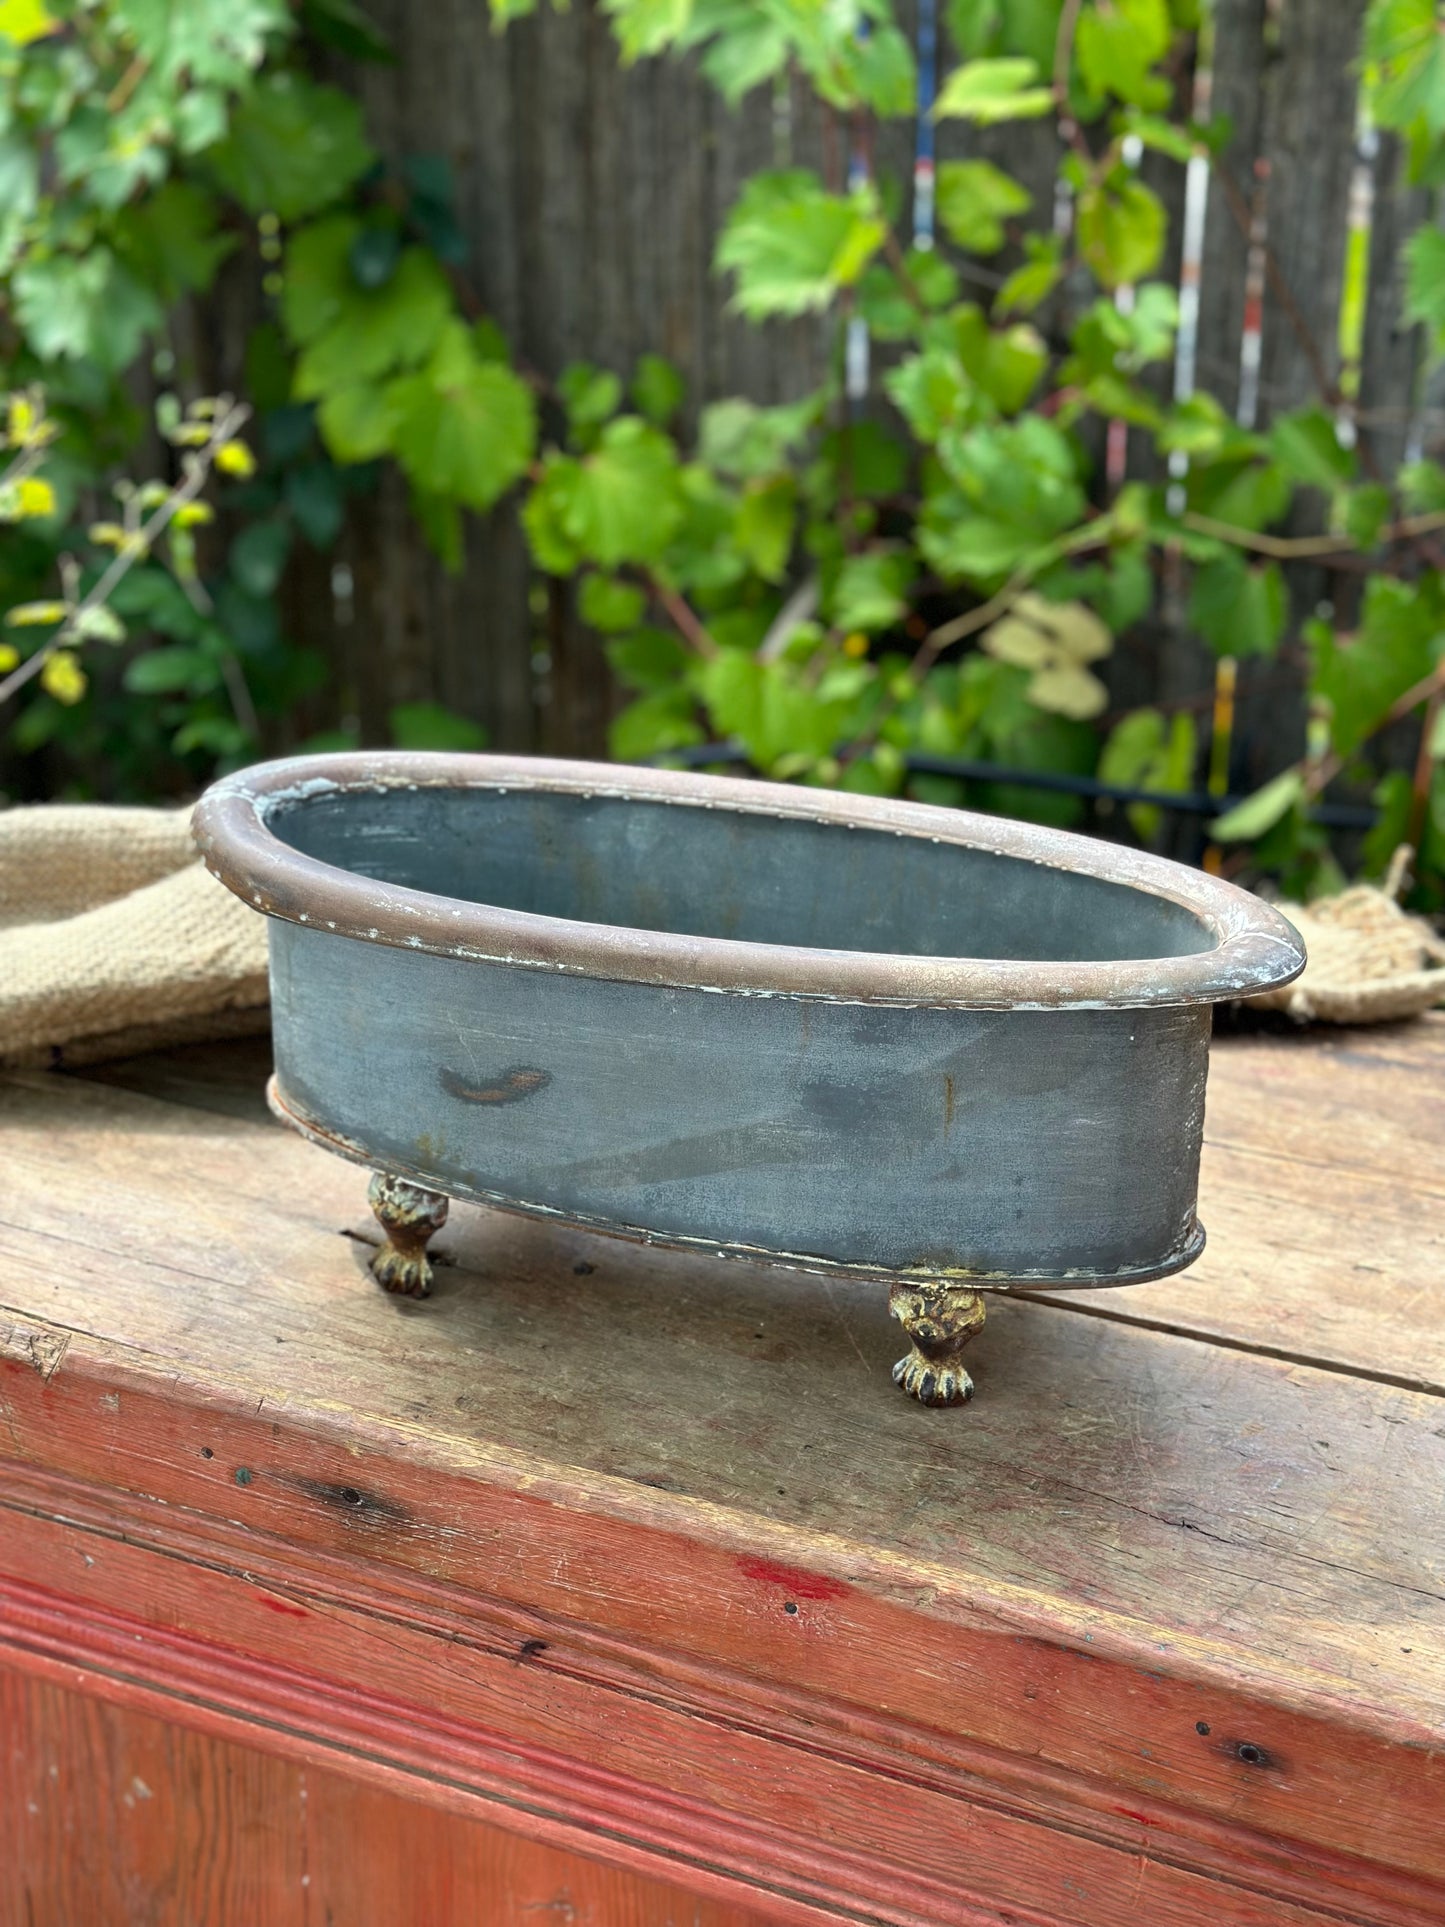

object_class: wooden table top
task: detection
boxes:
[1,1014,1442,1926]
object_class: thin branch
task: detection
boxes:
[911,574,1029,680]
[220,650,261,743]
[881,229,928,316]
[1183,507,1445,560]
[1407,686,1442,852]
[648,574,719,658]
[106,53,148,113]
[1052,0,1088,160]
[1292,658,1445,805]
[0,400,251,708]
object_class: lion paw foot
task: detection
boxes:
[888,1281,986,1408]
[367,1173,448,1300]
[891,1351,974,1406]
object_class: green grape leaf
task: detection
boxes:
[301,0,393,62]
[932,412,1094,570]
[1401,457,1445,511]
[1158,392,1240,458]
[248,316,300,418]
[318,381,395,461]
[828,550,914,634]
[1193,457,1291,532]
[1187,553,1286,658]
[349,221,401,290]
[294,248,453,397]
[694,8,791,103]
[523,462,583,574]
[857,264,921,341]
[122,644,218,695]
[1343,481,1394,549]
[819,420,909,499]
[994,232,1065,314]
[935,158,1032,254]
[735,474,796,582]
[606,625,693,691]
[281,217,361,342]
[409,486,464,571]
[954,306,1048,414]
[601,0,691,61]
[559,362,624,441]
[698,394,817,479]
[933,56,1055,122]
[1077,174,1166,288]
[1118,110,1199,162]
[537,416,684,567]
[911,249,961,309]
[1311,575,1442,755]
[1360,768,1415,879]
[1075,0,1173,108]
[838,24,918,115]
[1405,224,1445,346]
[12,248,161,367]
[207,73,373,221]
[609,686,705,761]
[1211,769,1306,842]
[580,576,648,633]
[113,180,235,301]
[118,0,288,86]
[632,353,685,426]
[1269,406,1357,490]
[385,325,537,511]
[716,170,886,318]
[1099,706,1197,839]
[697,649,858,769]
[1368,0,1445,138]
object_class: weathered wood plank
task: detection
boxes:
[1026,1015,1445,1388]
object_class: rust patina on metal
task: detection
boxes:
[195,752,1305,1407]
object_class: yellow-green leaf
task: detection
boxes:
[934,57,1055,123]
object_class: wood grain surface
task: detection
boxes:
[0,1018,1442,1925]
[0,1667,771,1927]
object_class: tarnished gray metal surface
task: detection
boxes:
[195,753,1305,1294]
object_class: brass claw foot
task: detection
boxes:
[368,1172,449,1298]
[889,1281,986,1406]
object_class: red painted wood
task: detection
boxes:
[0,1666,778,1927]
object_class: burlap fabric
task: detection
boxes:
[1248,877,1445,1024]
[0,804,269,1068]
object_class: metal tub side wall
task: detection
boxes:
[268,921,1211,1287]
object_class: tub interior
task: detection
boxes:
[269,784,1216,965]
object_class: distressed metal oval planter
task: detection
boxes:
[195,753,1304,1407]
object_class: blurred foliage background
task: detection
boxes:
[2,0,1445,909]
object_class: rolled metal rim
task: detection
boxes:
[193,751,1307,1010]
